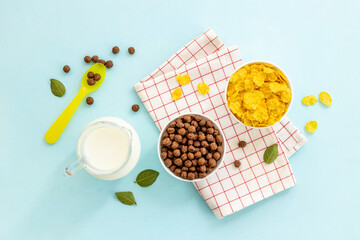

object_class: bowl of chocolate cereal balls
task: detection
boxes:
[158,113,226,182]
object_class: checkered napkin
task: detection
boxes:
[134,29,307,219]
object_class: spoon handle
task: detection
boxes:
[45,90,87,144]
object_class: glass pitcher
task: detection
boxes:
[65,117,141,180]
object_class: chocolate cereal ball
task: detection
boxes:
[84,56,91,63]
[63,65,70,73]
[112,46,120,54]
[105,60,113,69]
[128,47,135,54]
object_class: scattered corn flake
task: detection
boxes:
[197,82,210,95]
[171,88,182,101]
[319,91,332,106]
[302,95,318,105]
[305,120,318,133]
[176,74,191,86]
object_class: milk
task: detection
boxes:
[84,126,130,171]
[69,117,141,180]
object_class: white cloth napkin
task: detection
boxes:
[134,29,307,219]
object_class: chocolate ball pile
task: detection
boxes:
[160,115,224,180]
[86,71,101,86]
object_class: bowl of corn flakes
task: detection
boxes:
[225,62,292,128]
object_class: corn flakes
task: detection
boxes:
[305,120,318,133]
[226,62,291,127]
[172,88,182,101]
[319,91,332,106]
[302,95,318,105]
[176,74,191,86]
[197,82,210,95]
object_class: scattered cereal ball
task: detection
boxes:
[84,56,91,63]
[105,60,113,69]
[319,91,332,106]
[98,59,106,65]
[305,120,318,133]
[92,55,99,63]
[302,95,318,105]
[132,104,140,112]
[86,97,94,105]
[112,46,120,54]
[197,82,210,95]
[238,141,247,148]
[234,160,241,168]
[171,88,182,101]
[63,65,70,73]
[128,47,135,54]
[176,74,191,86]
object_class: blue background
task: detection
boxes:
[1,0,359,239]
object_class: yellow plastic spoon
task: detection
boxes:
[45,63,106,144]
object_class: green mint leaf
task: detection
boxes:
[50,79,66,97]
[134,169,159,187]
[115,192,137,206]
[263,144,279,164]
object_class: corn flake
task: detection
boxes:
[302,95,318,105]
[176,74,191,86]
[305,120,318,133]
[226,62,291,127]
[171,88,182,101]
[197,82,210,95]
[319,91,332,106]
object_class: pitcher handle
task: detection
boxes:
[64,160,83,177]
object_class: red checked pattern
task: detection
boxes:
[134,29,306,219]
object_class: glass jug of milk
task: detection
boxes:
[65,117,141,180]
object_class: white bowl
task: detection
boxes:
[224,61,293,129]
[157,112,227,183]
